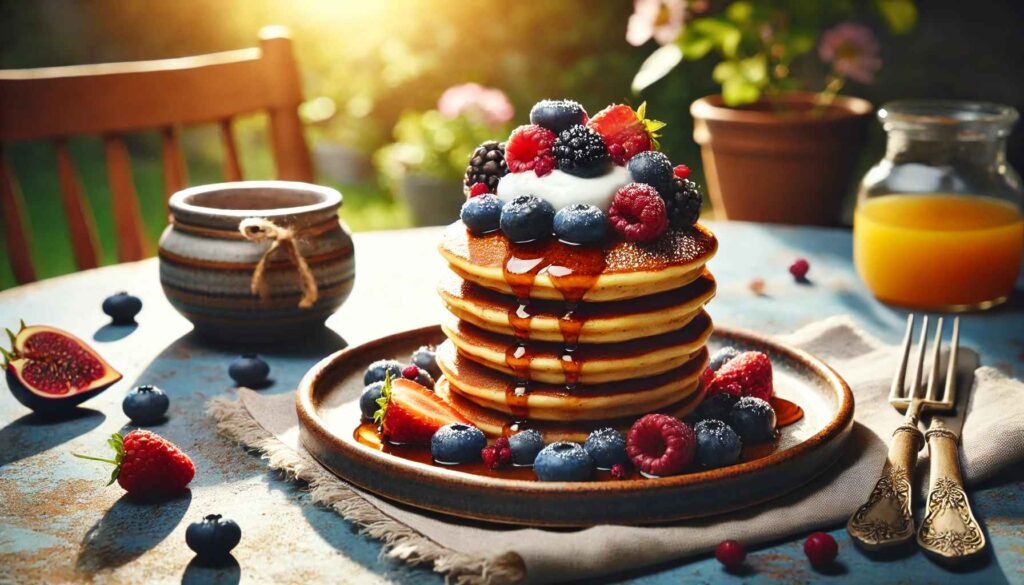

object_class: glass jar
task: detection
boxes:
[854,100,1024,311]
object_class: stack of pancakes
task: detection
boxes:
[435,222,718,441]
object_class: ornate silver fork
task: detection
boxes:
[847,315,957,549]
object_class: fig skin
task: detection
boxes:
[5,368,113,417]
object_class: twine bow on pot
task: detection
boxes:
[239,218,319,309]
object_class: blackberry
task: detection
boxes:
[552,125,611,178]
[664,177,702,228]
[464,140,507,192]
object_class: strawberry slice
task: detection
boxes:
[374,376,468,445]
[587,102,666,165]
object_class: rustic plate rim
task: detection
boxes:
[295,324,854,495]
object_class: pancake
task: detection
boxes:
[437,340,707,421]
[439,270,716,343]
[439,221,718,302]
[435,377,707,442]
[441,310,713,385]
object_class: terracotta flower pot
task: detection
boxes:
[691,92,873,225]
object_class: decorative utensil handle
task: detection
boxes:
[848,421,922,549]
[917,421,986,561]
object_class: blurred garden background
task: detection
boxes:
[2,0,1023,289]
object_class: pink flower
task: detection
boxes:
[437,83,514,127]
[818,22,882,84]
[626,0,686,47]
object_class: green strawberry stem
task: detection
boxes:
[72,432,126,486]
[373,371,393,426]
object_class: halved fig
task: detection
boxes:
[3,322,122,415]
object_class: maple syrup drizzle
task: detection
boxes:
[500,238,609,423]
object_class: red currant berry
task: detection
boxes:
[803,532,838,567]
[789,258,810,281]
[673,164,691,179]
[401,365,420,379]
[715,539,746,568]
[610,463,628,479]
[468,182,489,197]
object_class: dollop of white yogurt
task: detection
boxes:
[495,166,632,211]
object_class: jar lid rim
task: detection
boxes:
[879,100,1019,128]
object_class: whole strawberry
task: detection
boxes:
[75,431,195,498]
[709,351,773,401]
[588,102,666,165]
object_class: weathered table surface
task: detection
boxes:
[1,223,1022,585]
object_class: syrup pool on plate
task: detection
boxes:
[853,194,1024,310]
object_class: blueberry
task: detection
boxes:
[411,345,441,379]
[185,514,241,561]
[529,99,588,134]
[709,346,741,371]
[359,382,385,421]
[627,151,673,196]
[102,292,142,324]
[694,392,739,423]
[533,441,593,481]
[499,195,555,243]
[694,419,742,468]
[413,369,435,390]
[122,385,169,425]
[228,354,270,387]
[364,359,403,386]
[461,194,503,235]
[553,204,608,245]
[728,396,777,443]
[583,427,629,469]
[431,423,487,465]
[508,429,544,466]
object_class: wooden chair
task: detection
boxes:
[0,25,313,284]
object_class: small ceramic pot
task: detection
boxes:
[159,181,355,342]
[691,92,873,226]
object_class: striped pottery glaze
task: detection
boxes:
[159,181,355,342]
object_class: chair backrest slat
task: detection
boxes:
[103,135,148,262]
[219,119,243,181]
[261,34,313,181]
[0,149,36,283]
[0,27,312,284]
[160,125,188,204]
[54,140,100,269]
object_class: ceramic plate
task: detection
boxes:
[296,325,853,527]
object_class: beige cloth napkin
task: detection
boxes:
[210,316,1024,584]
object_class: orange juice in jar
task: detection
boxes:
[855,101,1023,310]
[854,194,1023,309]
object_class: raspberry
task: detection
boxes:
[626,414,695,477]
[402,365,420,380]
[803,532,838,567]
[673,164,691,179]
[468,182,489,197]
[701,367,715,391]
[715,539,746,568]
[608,183,668,242]
[609,463,628,480]
[505,124,556,176]
[481,437,512,469]
[710,351,773,401]
[789,258,810,281]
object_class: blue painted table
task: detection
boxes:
[1,223,1022,584]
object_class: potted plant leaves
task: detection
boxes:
[375,84,514,226]
[629,0,918,225]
